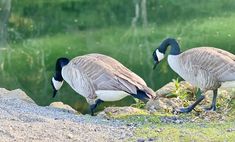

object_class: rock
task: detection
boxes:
[148,138,155,141]
[0,88,10,94]
[97,106,148,118]
[196,111,226,122]
[155,81,196,99]
[67,133,73,139]
[199,88,234,112]
[160,116,189,123]
[150,81,234,113]
[0,88,133,141]
[146,98,184,113]
[0,88,35,104]
[156,128,163,133]
[227,128,235,132]
[137,138,145,142]
[49,102,78,114]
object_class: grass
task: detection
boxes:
[106,110,235,141]
[133,122,235,141]
[88,78,235,141]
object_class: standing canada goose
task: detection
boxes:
[51,53,155,115]
[152,38,235,113]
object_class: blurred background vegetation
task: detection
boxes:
[0,0,235,113]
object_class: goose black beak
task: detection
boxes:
[51,79,57,98]
[52,89,57,98]
[153,61,158,69]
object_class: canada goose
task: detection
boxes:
[152,38,235,113]
[51,53,155,115]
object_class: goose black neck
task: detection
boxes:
[159,38,180,55]
[54,57,70,81]
[54,71,63,81]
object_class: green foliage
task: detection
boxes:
[216,90,234,110]
[10,0,134,40]
[172,78,189,100]
[9,0,235,41]
[131,99,146,109]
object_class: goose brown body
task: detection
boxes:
[168,47,235,92]
[61,53,155,104]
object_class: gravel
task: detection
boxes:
[0,89,134,142]
[160,116,189,124]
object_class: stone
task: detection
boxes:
[0,88,10,95]
[146,97,184,113]
[49,102,78,114]
[97,106,148,118]
[0,88,35,104]
[137,138,145,142]
[155,81,196,99]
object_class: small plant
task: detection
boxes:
[168,78,190,107]
[131,99,146,109]
[172,78,189,100]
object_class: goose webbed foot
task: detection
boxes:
[203,105,216,111]
[203,90,217,112]
[174,107,193,113]
[174,95,205,114]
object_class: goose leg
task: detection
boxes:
[204,89,217,111]
[175,95,205,113]
[90,99,104,116]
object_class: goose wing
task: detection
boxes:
[179,47,235,81]
[212,48,235,61]
[70,53,155,98]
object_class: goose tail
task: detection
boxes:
[142,86,156,99]
[221,81,235,88]
[133,86,156,103]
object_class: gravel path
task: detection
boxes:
[0,89,134,142]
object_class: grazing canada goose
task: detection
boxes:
[152,38,235,113]
[51,53,155,115]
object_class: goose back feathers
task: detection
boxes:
[168,47,235,91]
[61,53,155,103]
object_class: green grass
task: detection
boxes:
[133,122,235,142]
[1,13,235,113]
[109,111,235,141]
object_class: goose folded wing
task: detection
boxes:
[71,55,138,94]
[73,54,154,98]
[180,47,235,81]
[93,54,155,98]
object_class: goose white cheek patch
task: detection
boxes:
[52,78,64,90]
[156,49,164,61]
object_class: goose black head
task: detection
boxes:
[152,38,180,69]
[51,57,70,98]
[152,48,165,69]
